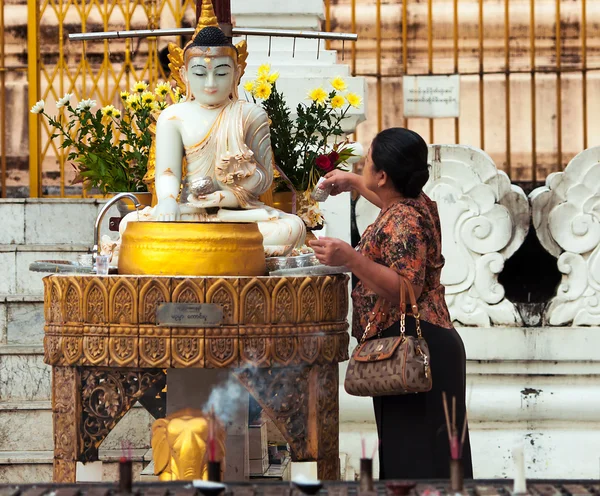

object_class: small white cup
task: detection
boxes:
[311,177,332,202]
[95,255,110,276]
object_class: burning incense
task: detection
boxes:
[371,439,380,460]
[442,392,453,446]
[442,392,467,461]
[208,407,217,463]
[119,440,133,493]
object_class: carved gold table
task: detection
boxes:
[43,274,350,483]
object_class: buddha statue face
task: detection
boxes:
[183,55,237,106]
[182,25,240,106]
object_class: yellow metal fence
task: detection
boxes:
[325,0,600,184]
[9,0,196,197]
[0,0,599,196]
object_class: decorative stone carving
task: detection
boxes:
[425,145,530,326]
[530,146,600,325]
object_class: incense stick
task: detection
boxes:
[371,439,380,460]
[442,392,453,445]
[459,410,468,457]
[452,396,456,437]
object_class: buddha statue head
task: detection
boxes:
[181,0,242,106]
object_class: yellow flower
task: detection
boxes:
[113,109,121,118]
[101,105,118,117]
[346,92,362,108]
[267,71,280,84]
[243,80,255,93]
[330,94,345,109]
[308,87,328,106]
[120,91,129,101]
[254,82,272,100]
[126,94,140,110]
[257,63,271,76]
[331,76,348,91]
[133,81,148,93]
[155,82,170,98]
[141,91,156,106]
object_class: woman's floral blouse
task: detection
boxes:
[351,193,453,340]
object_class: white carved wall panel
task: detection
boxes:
[355,144,530,326]
[530,146,600,326]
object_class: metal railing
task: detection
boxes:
[325,0,600,184]
[1,0,599,196]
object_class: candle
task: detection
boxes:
[512,443,527,494]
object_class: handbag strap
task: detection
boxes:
[361,275,423,343]
[399,274,423,339]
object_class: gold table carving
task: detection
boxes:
[43,274,350,483]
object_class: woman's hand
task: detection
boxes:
[309,237,357,267]
[319,170,362,196]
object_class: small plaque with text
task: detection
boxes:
[156,303,223,327]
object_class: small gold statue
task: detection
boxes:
[151,408,226,481]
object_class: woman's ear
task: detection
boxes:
[377,170,388,188]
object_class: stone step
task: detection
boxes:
[0,296,44,346]
[0,400,155,452]
[0,198,115,248]
[0,449,151,484]
[0,345,49,402]
[1,244,93,297]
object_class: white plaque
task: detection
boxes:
[402,75,460,118]
[156,303,223,327]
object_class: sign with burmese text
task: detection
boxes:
[403,75,460,118]
[156,303,223,327]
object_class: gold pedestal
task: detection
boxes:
[118,221,266,276]
[44,273,350,483]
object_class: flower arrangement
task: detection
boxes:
[244,64,361,227]
[31,81,182,194]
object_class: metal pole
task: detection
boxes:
[68,27,358,42]
[27,0,41,197]
[0,0,6,197]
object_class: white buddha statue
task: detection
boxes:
[120,1,305,257]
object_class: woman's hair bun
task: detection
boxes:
[403,168,429,198]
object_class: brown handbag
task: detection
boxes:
[344,275,433,397]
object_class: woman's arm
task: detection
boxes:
[319,170,383,209]
[309,237,423,302]
[347,249,422,302]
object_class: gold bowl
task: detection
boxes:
[118,221,266,276]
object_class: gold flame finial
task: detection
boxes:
[193,0,219,38]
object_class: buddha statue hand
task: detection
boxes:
[155,197,181,221]
[187,188,239,209]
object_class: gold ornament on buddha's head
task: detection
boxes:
[164,0,248,102]
[182,0,242,69]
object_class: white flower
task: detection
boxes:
[56,93,73,109]
[30,100,45,114]
[76,99,96,111]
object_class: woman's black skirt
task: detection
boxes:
[372,316,474,480]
